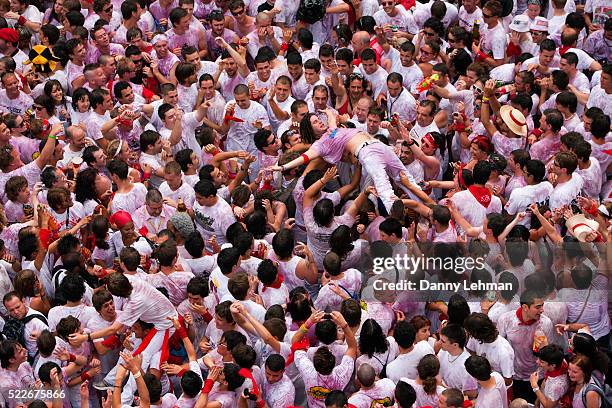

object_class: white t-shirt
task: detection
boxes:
[473,371,508,408]
[192,196,236,251]
[549,174,584,210]
[386,340,435,383]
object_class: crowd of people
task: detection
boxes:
[0,0,608,406]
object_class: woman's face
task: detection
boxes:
[54,0,64,14]
[568,363,584,383]
[416,325,430,342]
[119,142,130,161]
[77,95,90,112]
[470,142,488,160]
[50,85,63,103]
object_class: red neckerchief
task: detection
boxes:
[516,307,537,326]
[238,368,260,399]
[285,336,309,367]
[545,360,568,379]
[468,185,492,208]
[558,46,572,56]
[262,273,284,292]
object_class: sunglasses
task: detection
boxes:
[420,48,432,55]
[231,7,244,15]
[34,106,44,111]
[382,1,394,5]
[482,12,492,18]
[103,5,112,12]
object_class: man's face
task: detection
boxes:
[399,49,414,67]
[2,74,19,95]
[381,0,395,14]
[188,293,203,307]
[265,367,284,384]
[201,79,216,100]
[255,61,271,81]
[234,92,250,110]
[264,133,281,153]
[93,149,107,167]
[147,200,163,216]
[94,29,110,48]
[366,114,381,134]
[481,7,496,25]
[100,299,116,320]
[304,68,318,85]
[196,193,216,207]
[223,57,237,76]
[73,43,87,61]
[71,129,86,149]
[210,167,227,185]
[120,87,135,104]
[164,90,179,106]
[349,78,364,98]
[416,105,434,126]
[353,100,369,122]
[287,63,302,79]
[523,299,544,321]
[211,19,225,35]
[294,105,308,122]
[284,132,301,148]
[181,3,194,18]
[274,82,290,102]
[5,296,27,319]
[361,58,377,75]
[92,68,106,86]
[154,40,169,57]
[313,90,327,110]
[583,114,593,132]
[101,94,113,111]
[320,55,333,71]
[462,0,477,12]
[177,15,191,31]
[399,144,413,164]
[539,50,555,67]
[336,59,352,76]
[184,52,200,66]
[526,3,540,19]
[387,80,402,98]
[601,72,612,92]
[103,58,117,77]
[165,171,182,189]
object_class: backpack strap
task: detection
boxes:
[22,313,48,327]
[582,382,604,407]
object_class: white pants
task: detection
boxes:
[358,142,407,212]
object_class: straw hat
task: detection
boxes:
[565,214,601,242]
[499,105,527,137]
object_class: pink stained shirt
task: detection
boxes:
[310,128,362,164]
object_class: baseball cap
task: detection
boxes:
[530,16,549,32]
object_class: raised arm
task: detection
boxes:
[346,186,375,218]
[303,166,336,208]
[35,123,61,169]
[331,311,357,359]
[480,79,498,137]
[216,37,250,78]
[336,164,361,200]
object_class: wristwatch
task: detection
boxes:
[532,386,540,393]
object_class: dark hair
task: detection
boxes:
[465,355,492,381]
[359,319,388,357]
[394,320,416,348]
[418,354,440,394]
[464,313,498,343]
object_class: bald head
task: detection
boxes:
[357,363,376,387]
[352,31,370,52]
[357,96,372,109]
[256,12,272,26]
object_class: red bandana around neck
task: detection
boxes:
[516,307,537,326]
[468,185,492,208]
[545,360,568,379]
[262,273,284,292]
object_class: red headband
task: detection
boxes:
[109,211,133,228]
[423,133,438,149]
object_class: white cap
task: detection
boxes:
[530,16,549,32]
[509,15,530,33]
[151,34,168,45]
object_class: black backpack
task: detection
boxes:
[2,314,49,362]
[297,0,326,24]
[582,375,612,408]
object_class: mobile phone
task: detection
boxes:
[323,313,332,320]
[243,389,257,401]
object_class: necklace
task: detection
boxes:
[447,351,462,364]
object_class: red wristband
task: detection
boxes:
[202,378,214,394]
[142,172,151,180]
[18,15,26,25]
[280,42,289,51]
[201,310,213,323]
[81,372,91,382]
[176,326,188,340]
[478,50,489,61]
[101,334,121,349]
[178,368,187,377]
[586,203,599,216]
[69,353,76,362]
[301,153,310,164]
[211,148,220,156]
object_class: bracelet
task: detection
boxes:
[299,324,309,333]
[532,387,540,393]
[87,332,92,342]
[81,372,91,382]
[280,164,286,172]
[482,96,490,102]
[202,378,214,394]
[301,153,310,164]
[114,385,122,389]
[48,135,57,140]
[18,15,26,25]
[69,353,76,363]
[133,371,142,379]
